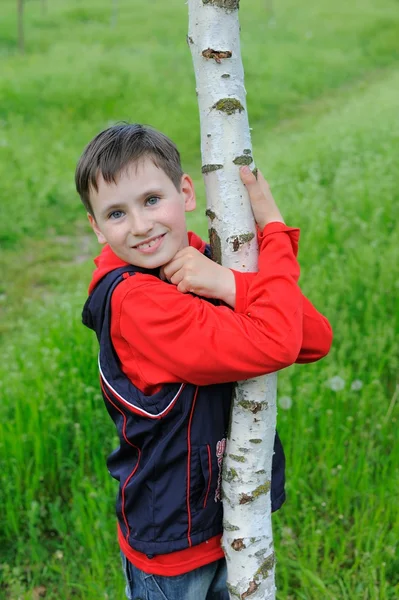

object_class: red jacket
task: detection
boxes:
[88,222,332,574]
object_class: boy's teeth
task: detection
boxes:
[138,236,161,250]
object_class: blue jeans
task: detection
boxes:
[121,553,229,600]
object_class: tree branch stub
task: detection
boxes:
[202,48,232,63]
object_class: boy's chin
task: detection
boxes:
[131,253,172,271]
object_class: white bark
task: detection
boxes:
[188,2,277,598]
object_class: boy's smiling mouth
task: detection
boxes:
[133,233,166,252]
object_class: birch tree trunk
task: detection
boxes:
[188,2,277,598]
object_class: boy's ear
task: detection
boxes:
[88,214,107,244]
[180,174,196,212]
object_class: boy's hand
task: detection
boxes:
[240,166,285,229]
[160,166,281,305]
[161,247,236,308]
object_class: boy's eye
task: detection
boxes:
[145,196,160,206]
[109,210,124,220]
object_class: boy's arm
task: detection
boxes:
[232,271,332,363]
[113,222,303,387]
[161,245,332,364]
[161,166,332,365]
[296,296,333,363]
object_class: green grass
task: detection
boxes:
[1,0,398,598]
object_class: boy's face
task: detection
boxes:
[88,158,196,269]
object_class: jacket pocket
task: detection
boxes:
[191,445,212,509]
[200,444,212,508]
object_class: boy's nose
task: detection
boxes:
[129,212,153,237]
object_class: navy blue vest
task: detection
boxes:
[82,262,285,556]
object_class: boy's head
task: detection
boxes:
[75,123,196,269]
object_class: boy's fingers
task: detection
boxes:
[240,166,264,205]
[239,165,256,185]
[163,255,187,281]
[256,169,270,192]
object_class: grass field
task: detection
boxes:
[0,0,398,598]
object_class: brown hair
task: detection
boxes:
[75,123,183,215]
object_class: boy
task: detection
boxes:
[76,123,332,599]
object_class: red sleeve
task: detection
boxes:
[111,223,303,388]
[233,276,332,364]
[296,296,332,363]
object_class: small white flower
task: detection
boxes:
[328,376,345,391]
[278,396,292,410]
[351,379,363,391]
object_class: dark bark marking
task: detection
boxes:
[233,154,253,166]
[202,48,232,63]
[227,232,255,252]
[243,149,252,155]
[221,73,231,78]
[241,580,259,598]
[231,538,246,551]
[237,399,264,413]
[252,481,271,497]
[224,521,240,532]
[224,467,238,481]
[202,164,223,174]
[209,228,222,264]
[239,493,253,504]
[229,453,246,463]
[249,438,262,444]
[226,582,241,598]
[239,483,270,505]
[212,98,244,115]
[203,0,240,9]
[187,35,194,45]
[205,208,216,221]
[254,553,275,580]
[252,167,258,179]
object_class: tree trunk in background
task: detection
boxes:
[188,1,277,598]
[17,0,24,53]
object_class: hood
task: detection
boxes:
[87,231,207,295]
